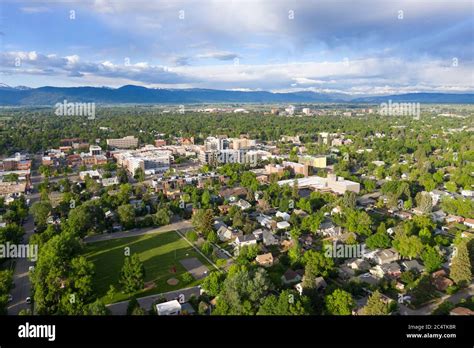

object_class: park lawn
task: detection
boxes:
[82,230,212,304]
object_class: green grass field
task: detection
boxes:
[83,231,212,303]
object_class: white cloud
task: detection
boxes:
[1,50,472,93]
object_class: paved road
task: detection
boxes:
[7,214,35,315]
[31,173,78,185]
[398,283,474,315]
[6,171,43,315]
[107,286,202,315]
[84,220,193,243]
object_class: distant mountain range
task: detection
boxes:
[0,84,473,105]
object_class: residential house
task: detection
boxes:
[234,199,252,211]
[262,230,279,246]
[401,260,425,273]
[356,272,380,286]
[374,248,399,265]
[102,177,119,187]
[235,234,257,248]
[293,209,309,218]
[276,211,291,221]
[346,258,371,272]
[445,215,464,224]
[281,269,302,285]
[295,276,327,295]
[319,220,343,238]
[431,210,447,223]
[255,253,274,267]
[463,218,474,228]
[432,269,454,292]
[218,205,230,215]
[276,221,291,230]
[370,263,401,279]
[338,265,355,280]
[252,228,264,241]
[450,307,474,316]
[257,214,275,230]
[217,225,234,242]
[393,211,413,220]
[219,187,247,201]
[213,220,227,231]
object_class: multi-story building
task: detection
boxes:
[298,155,327,169]
[266,161,308,177]
[278,173,360,194]
[231,138,256,150]
[114,145,172,174]
[89,145,102,156]
[107,136,139,149]
[0,153,31,171]
[204,136,229,151]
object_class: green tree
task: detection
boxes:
[134,168,145,182]
[30,201,52,231]
[207,230,218,243]
[107,284,117,300]
[341,191,357,209]
[0,223,24,245]
[120,254,145,293]
[181,272,193,284]
[366,231,391,250]
[201,241,213,255]
[325,289,354,315]
[201,271,225,297]
[360,290,390,315]
[302,213,323,234]
[0,270,13,314]
[392,231,424,259]
[445,181,457,193]
[213,266,272,315]
[450,241,472,286]
[303,250,334,288]
[415,192,433,214]
[191,209,214,235]
[85,299,110,315]
[238,244,259,263]
[31,232,83,314]
[153,207,171,226]
[345,209,372,236]
[257,290,311,315]
[201,190,211,208]
[186,230,198,242]
[67,205,94,237]
[421,246,443,273]
[118,204,136,229]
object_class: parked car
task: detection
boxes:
[8,294,13,303]
[26,297,32,304]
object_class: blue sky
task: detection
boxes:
[0,0,473,94]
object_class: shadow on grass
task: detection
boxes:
[82,231,211,303]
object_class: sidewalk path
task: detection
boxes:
[84,220,193,243]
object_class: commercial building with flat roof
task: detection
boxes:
[107,136,139,149]
[278,173,360,194]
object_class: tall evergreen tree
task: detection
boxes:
[450,241,472,286]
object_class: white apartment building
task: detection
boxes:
[278,173,360,194]
[114,145,172,174]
